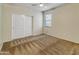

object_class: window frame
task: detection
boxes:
[44,13,52,27]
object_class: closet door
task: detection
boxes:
[12,14,32,39]
[12,14,25,39]
[24,16,32,37]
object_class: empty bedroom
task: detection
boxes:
[0,3,79,55]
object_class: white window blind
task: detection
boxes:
[44,14,52,27]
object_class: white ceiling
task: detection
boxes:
[8,3,63,11]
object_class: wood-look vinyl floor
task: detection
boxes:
[1,34,79,55]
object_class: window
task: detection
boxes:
[44,14,52,27]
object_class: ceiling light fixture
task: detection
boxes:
[39,3,44,7]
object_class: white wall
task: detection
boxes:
[44,4,79,43]
[33,12,43,35]
[2,4,43,42]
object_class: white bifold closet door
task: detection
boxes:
[12,14,32,39]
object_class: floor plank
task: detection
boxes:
[1,34,79,55]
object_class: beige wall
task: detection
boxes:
[2,4,43,42]
[44,4,79,43]
[0,4,2,43]
[0,4,3,50]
